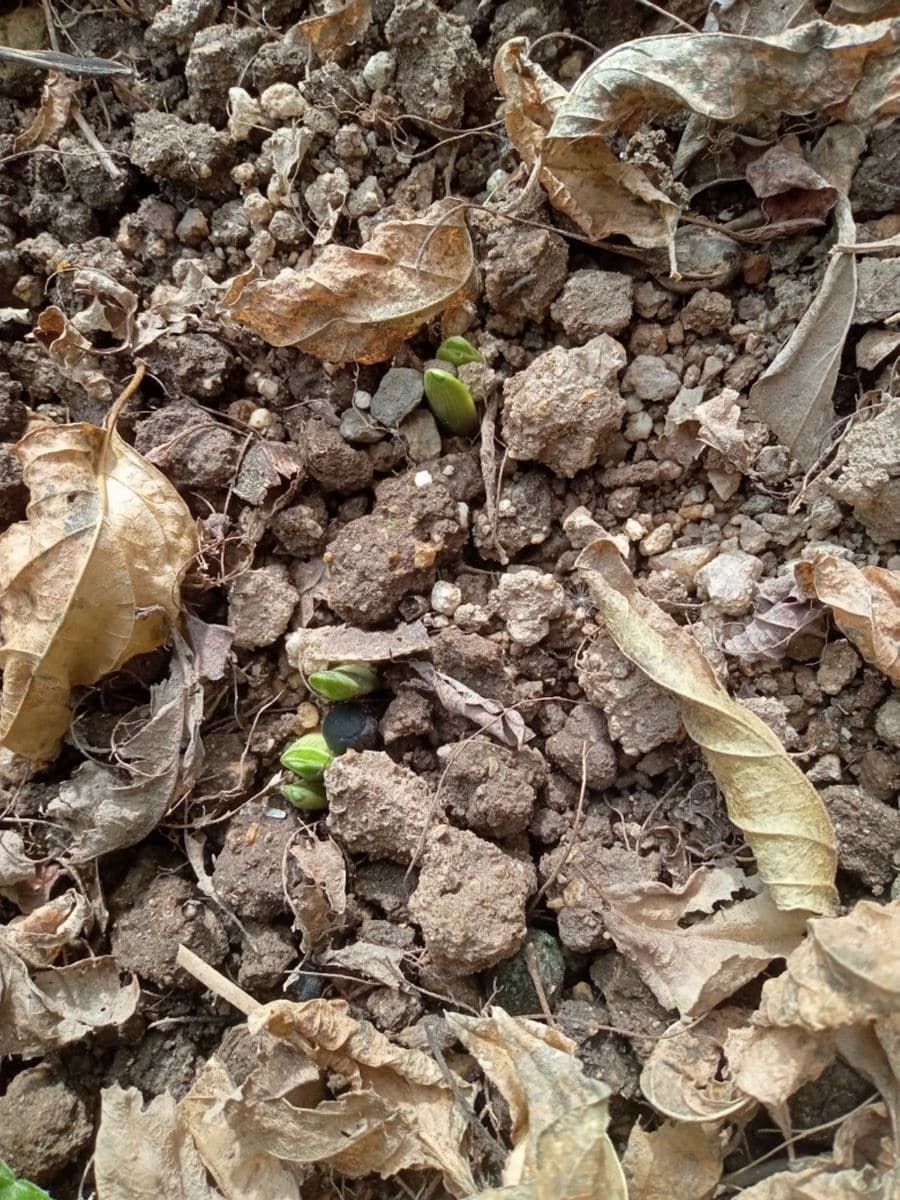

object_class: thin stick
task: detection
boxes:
[176,944,262,1017]
[72,107,123,180]
[631,0,696,31]
[524,942,557,1030]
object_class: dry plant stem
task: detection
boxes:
[524,942,558,1030]
[479,398,508,565]
[424,1018,507,1169]
[73,107,123,179]
[176,943,261,1017]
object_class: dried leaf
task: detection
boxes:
[0,949,139,1057]
[0,381,199,760]
[225,199,475,363]
[0,830,39,893]
[48,630,205,860]
[286,0,371,60]
[756,899,900,1030]
[746,140,838,226]
[232,440,304,506]
[285,620,430,675]
[724,1023,835,1115]
[408,660,531,749]
[723,575,826,664]
[319,941,407,988]
[502,20,900,253]
[246,997,477,1195]
[577,540,838,915]
[622,1120,724,1200]
[95,1085,226,1200]
[705,0,818,34]
[14,70,79,152]
[737,1162,897,1198]
[0,889,91,966]
[748,125,865,466]
[448,1008,625,1193]
[641,1011,755,1123]
[287,830,347,953]
[33,305,113,401]
[601,870,808,1017]
[795,553,900,683]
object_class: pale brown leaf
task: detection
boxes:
[640,1009,755,1123]
[724,1023,835,1114]
[95,1084,226,1200]
[737,1161,898,1198]
[13,70,79,152]
[746,139,838,225]
[748,125,866,466]
[795,553,900,683]
[287,830,348,954]
[286,0,371,60]
[32,305,114,401]
[601,871,808,1017]
[47,630,206,860]
[622,1120,724,1200]
[0,949,139,1057]
[285,619,430,675]
[448,1008,625,1192]
[757,899,900,1030]
[0,379,199,760]
[319,941,407,988]
[0,889,91,966]
[409,660,531,749]
[723,575,826,664]
[577,540,838,915]
[224,198,475,363]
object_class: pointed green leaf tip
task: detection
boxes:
[436,335,483,366]
[424,368,479,435]
[281,780,328,810]
[307,663,380,701]
[280,732,334,781]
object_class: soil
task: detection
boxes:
[0,0,899,1196]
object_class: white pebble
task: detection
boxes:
[414,470,433,488]
[362,50,396,91]
[260,82,306,120]
[431,580,462,615]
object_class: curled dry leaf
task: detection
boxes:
[0,889,91,967]
[640,1009,755,1123]
[0,372,199,761]
[722,575,826,664]
[622,1120,724,1200]
[737,1161,898,1199]
[14,69,79,152]
[224,199,476,363]
[176,945,477,1197]
[448,1008,626,1194]
[746,139,838,226]
[795,553,900,683]
[287,830,348,954]
[0,949,139,1057]
[33,305,114,401]
[286,0,371,60]
[577,540,838,915]
[757,899,900,1031]
[48,629,206,861]
[95,1084,226,1200]
[725,1023,835,1125]
[600,869,808,1018]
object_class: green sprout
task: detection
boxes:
[280,732,333,781]
[424,368,479,436]
[0,1161,54,1200]
[307,662,380,702]
[436,335,483,366]
[281,780,328,811]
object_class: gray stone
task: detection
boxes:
[340,406,385,444]
[370,367,424,428]
[400,408,442,462]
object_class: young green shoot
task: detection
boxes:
[424,368,479,436]
[436,335,483,366]
[307,662,380,702]
[280,732,334,781]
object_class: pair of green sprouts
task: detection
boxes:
[280,663,379,810]
[423,336,483,436]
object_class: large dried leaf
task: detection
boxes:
[0,949,139,1057]
[577,540,838,915]
[0,385,199,760]
[48,629,206,861]
[286,0,371,60]
[224,199,475,363]
[738,1162,898,1198]
[601,870,808,1017]
[95,1085,226,1200]
[176,945,476,1197]
[757,899,900,1030]
[640,1010,755,1123]
[448,1008,625,1194]
[622,1121,724,1200]
[795,553,900,683]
